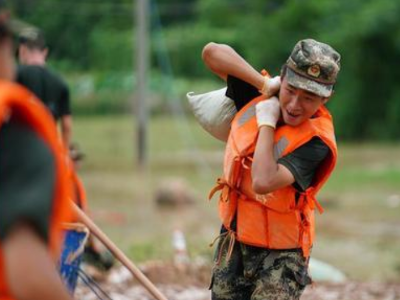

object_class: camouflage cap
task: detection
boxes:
[285,39,341,97]
[18,27,46,49]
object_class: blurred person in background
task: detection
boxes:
[16,26,113,275]
[0,2,73,299]
[69,143,115,275]
[16,27,72,148]
[203,39,341,300]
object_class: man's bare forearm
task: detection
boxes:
[252,126,295,194]
[60,115,72,148]
[202,42,264,89]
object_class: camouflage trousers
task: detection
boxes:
[210,236,312,300]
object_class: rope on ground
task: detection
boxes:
[78,268,114,300]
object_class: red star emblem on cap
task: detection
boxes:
[307,65,320,78]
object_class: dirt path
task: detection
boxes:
[77,281,400,300]
[75,262,400,300]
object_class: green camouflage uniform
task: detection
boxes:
[210,235,311,300]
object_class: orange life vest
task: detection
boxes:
[0,81,73,300]
[71,168,88,221]
[209,94,337,257]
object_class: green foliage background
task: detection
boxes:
[10,0,400,140]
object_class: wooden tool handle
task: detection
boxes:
[71,203,169,300]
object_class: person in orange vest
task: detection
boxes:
[202,39,341,300]
[69,143,115,273]
[0,3,73,300]
[69,143,88,213]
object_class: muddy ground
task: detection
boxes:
[75,261,400,300]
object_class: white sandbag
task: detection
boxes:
[187,87,236,142]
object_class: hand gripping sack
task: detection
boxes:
[187,88,237,142]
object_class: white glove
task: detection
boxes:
[259,76,281,97]
[255,97,281,129]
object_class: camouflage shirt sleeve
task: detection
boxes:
[0,121,55,242]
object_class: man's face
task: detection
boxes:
[278,76,329,127]
[18,44,47,65]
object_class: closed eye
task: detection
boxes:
[286,87,295,95]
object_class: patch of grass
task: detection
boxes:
[127,242,171,263]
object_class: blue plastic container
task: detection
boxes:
[59,223,89,294]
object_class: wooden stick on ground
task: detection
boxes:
[71,202,169,300]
